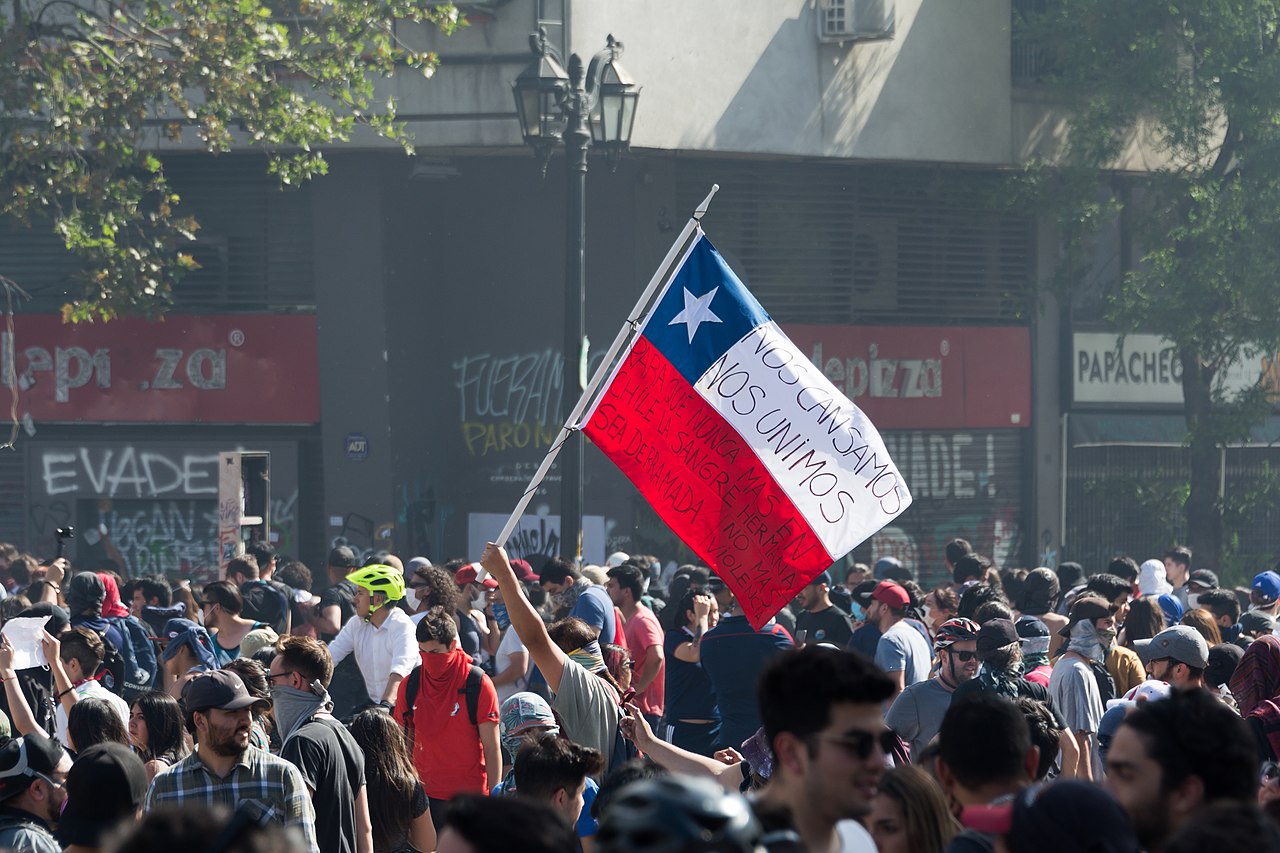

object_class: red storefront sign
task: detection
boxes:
[1,314,319,423]
[781,325,1030,429]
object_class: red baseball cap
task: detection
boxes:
[872,580,910,610]
[509,558,539,583]
[455,563,498,589]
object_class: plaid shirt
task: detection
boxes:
[144,746,318,853]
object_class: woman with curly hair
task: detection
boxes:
[407,563,484,658]
[349,708,436,852]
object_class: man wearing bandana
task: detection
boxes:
[393,606,501,830]
[269,636,371,853]
[1049,595,1117,781]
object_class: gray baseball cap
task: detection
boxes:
[1143,625,1210,669]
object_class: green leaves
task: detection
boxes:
[1020,0,1280,563]
[0,0,462,319]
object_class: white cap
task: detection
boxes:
[1138,559,1173,596]
[605,551,631,569]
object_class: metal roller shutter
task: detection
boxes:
[864,429,1029,589]
[676,160,1033,326]
[0,443,24,547]
[0,156,315,313]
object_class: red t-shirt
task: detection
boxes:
[394,655,500,800]
[623,603,665,717]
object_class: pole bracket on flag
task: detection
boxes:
[491,185,721,552]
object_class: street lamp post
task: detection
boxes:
[513,30,640,563]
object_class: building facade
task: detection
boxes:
[2,0,1071,587]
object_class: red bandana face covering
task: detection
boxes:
[416,646,472,721]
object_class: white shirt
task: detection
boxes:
[55,679,131,748]
[493,628,529,704]
[836,820,877,853]
[328,606,418,703]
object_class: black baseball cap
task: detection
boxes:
[181,670,267,713]
[56,743,148,847]
[977,619,1019,654]
[1187,569,1220,590]
[328,545,359,569]
[0,734,65,802]
[851,579,879,608]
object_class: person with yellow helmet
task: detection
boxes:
[328,564,418,712]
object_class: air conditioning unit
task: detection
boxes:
[818,0,896,43]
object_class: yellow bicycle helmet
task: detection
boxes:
[346,564,406,617]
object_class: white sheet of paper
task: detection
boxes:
[2,616,51,671]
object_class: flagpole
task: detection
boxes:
[493,184,720,551]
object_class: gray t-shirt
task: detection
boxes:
[885,677,954,759]
[1049,654,1104,778]
[875,621,931,687]
[552,657,622,773]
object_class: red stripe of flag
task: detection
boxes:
[583,334,833,628]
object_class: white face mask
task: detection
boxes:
[1187,593,1200,611]
[403,586,421,611]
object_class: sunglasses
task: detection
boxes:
[812,729,898,760]
[949,650,978,662]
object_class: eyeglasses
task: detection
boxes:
[267,671,294,683]
[811,729,898,761]
[32,771,64,791]
[623,661,636,670]
[949,650,978,662]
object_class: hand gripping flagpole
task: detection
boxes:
[493,184,720,551]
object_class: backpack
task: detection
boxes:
[240,580,290,635]
[107,614,156,699]
[402,663,484,746]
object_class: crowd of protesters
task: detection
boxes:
[0,536,1278,852]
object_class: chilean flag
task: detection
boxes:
[583,234,912,629]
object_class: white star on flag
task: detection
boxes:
[668,286,723,343]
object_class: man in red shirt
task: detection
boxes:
[606,561,665,729]
[393,605,501,829]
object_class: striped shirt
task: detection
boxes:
[144,746,318,853]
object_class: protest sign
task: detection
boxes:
[1,616,52,671]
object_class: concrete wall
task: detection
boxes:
[312,157,398,558]
[358,0,1023,165]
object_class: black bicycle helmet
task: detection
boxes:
[595,775,763,853]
